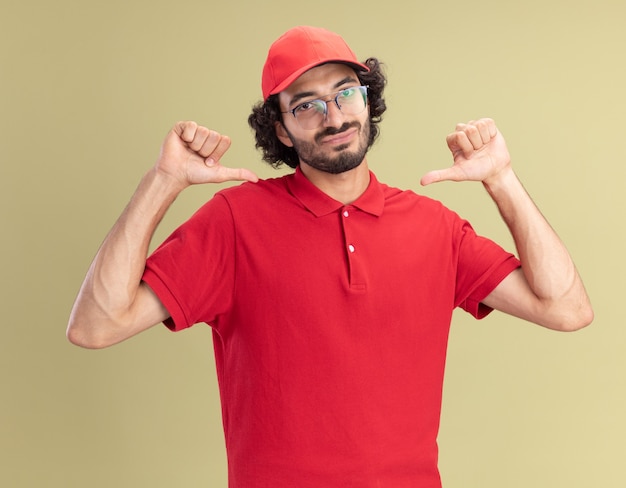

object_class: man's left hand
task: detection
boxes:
[421,118,511,187]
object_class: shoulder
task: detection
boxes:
[201,173,299,227]
[379,180,458,219]
[217,173,292,203]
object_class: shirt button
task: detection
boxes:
[348,244,355,253]
[343,210,349,217]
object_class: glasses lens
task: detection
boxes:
[294,100,327,130]
[336,86,367,115]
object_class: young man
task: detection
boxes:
[68,26,592,487]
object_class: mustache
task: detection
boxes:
[315,122,361,143]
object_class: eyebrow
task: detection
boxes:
[288,76,359,107]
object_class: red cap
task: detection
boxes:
[261,26,369,100]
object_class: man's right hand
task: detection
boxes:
[157,121,258,189]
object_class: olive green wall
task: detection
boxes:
[2,0,624,486]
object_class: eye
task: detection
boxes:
[295,102,314,113]
[294,100,324,114]
[338,87,357,99]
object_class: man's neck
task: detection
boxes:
[299,160,370,205]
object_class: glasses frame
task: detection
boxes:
[281,85,369,130]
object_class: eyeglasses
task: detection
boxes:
[282,85,369,130]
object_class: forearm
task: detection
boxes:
[67,169,183,347]
[484,168,571,297]
[483,167,593,329]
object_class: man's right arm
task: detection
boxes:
[67,122,258,348]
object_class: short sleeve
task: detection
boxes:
[142,194,236,331]
[454,220,521,319]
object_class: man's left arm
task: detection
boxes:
[421,118,593,331]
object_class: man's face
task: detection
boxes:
[276,63,370,174]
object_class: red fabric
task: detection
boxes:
[261,26,369,100]
[142,168,520,487]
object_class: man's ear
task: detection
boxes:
[275,121,294,147]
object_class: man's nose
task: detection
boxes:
[322,99,344,127]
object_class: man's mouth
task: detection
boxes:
[319,127,358,146]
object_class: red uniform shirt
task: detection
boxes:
[143,168,520,487]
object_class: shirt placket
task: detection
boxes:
[341,206,367,291]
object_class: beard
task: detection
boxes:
[286,119,371,175]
